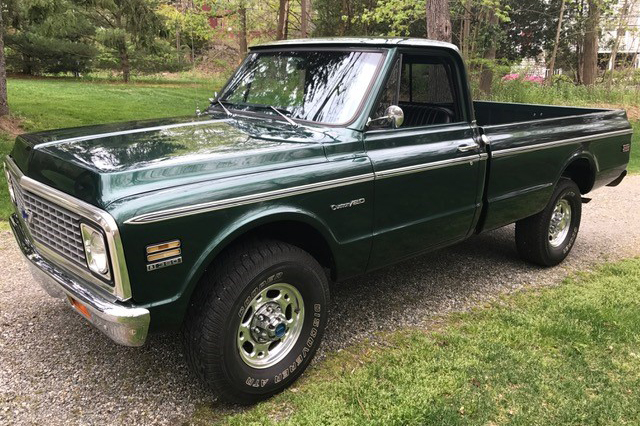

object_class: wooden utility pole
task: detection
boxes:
[0,4,9,117]
[426,0,451,42]
[547,0,566,85]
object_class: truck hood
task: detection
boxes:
[11,115,330,208]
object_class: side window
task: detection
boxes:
[397,56,459,128]
[399,62,454,104]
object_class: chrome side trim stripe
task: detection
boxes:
[34,119,229,149]
[375,154,481,179]
[491,128,633,158]
[126,173,376,224]
[127,153,488,224]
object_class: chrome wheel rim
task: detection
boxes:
[237,282,304,369]
[548,198,572,248]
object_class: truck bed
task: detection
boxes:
[474,100,633,233]
[474,101,607,126]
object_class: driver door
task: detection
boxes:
[365,51,485,269]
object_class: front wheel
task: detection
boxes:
[515,178,582,266]
[182,239,330,404]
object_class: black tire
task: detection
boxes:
[181,239,330,404]
[515,178,582,266]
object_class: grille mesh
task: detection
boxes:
[9,175,87,266]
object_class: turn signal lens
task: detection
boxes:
[146,240,181,254]
[68,296,91,319]
[147,248,181,263]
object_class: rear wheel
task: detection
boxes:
[515,178,582,266]
[182,239,330,404]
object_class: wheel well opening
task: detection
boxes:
[561,158,594,194]
[241,221,335,278]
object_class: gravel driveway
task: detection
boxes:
[2,176,640,425]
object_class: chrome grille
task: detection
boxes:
[9,175,86,266]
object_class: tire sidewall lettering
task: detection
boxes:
[224,263,327,394]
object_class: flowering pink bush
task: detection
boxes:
[501,73,544,84]
[502,73,520,81]
[523,75,544,84]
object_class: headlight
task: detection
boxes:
[80,223,111,278]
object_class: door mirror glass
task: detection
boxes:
[386,105,404,128]
[367,105,404,129]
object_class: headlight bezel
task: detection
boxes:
[80,222,113,281]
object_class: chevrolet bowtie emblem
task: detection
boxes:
[21,208,32,223]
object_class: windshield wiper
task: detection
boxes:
[216,99,233,117]
[269,106,298,127]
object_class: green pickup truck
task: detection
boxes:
[5,38,632,403]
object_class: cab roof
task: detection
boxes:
[250,37,459,52]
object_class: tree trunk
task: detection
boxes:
[479,11,498,95]
[461,0,471,59]
[301,0,311,37]
[0,6,9,117]
[582,0,600,85]
[238,5,248,54]
[176,27,181,62]
[276,0,288,40]
[547,0,566,85]
[119,42,131,83]
[284,0,290,39]
[426,0,451,42]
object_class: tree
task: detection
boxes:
[301,0,312,37]
[479,9,498,94]
[0,3,8,117]
[427,0,451,42]
[276,0,290,39]
[582,0,600,85]
[547,0,566,84]
[4,0,97,76]
[74,0,164,82]
[238,3,247,54]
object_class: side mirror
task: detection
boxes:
[367,105,404,129]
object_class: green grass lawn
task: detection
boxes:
[630,121,640,174]
[8,77,223,131]
[203,259,640,425]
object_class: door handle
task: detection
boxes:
[457,143,479,153]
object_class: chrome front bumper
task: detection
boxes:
[10,214,150,346]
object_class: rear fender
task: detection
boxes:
[556,150,597,194]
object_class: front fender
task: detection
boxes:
[125,205,351,333]
[183,206,339,302]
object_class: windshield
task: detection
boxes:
[219,50,384,125]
